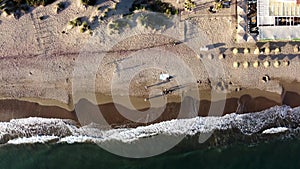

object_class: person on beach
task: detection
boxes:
[160,72,171,82]
[162,88,170,95]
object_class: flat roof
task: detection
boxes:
[270,0,300,16]
[257,0,300,29]
[258,0,300,17]
[259,26,300,40]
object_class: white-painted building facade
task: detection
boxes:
[257,0,300,40]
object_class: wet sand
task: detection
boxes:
[0,99,78,123]
[280,81,300,107]
[0,81,299,127]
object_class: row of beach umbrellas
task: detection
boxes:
[233,60,290,69]
[232,47,280,55]
[232,45,299,55]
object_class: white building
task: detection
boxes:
[257,0,300,40]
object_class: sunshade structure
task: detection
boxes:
[244,48,249,54]
[233,61,240,69]
[264,60,270,68]
[274,47,280,54]
[237,6,246,16]
[218,54,225,60]
[294,45,299,53]
[238,16,247,27]
[237,33,247,43]
[237,14,245,21]
[239,19,247,26]
[253,60,260,68]
[274,60,280,68]
[233,48,238,55]
[243,61,249,68]
[254,47,260,55]
[282,60,290,66]
[247,35,256,43]
[265,47,270,55]
[207,54,213,60]
[237,23,246,34]
[236,2,247,44]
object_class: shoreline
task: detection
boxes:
[1,105,300,147]
[0,0,299,128]
[0,80,299,127]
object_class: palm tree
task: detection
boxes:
[184,0,196,11]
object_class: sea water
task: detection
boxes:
[1,139,300,169]
[1,105,300,169]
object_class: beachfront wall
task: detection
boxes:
[257,0,300,40]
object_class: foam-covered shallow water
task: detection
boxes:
[1,105,300,168]
[1,105,300,147]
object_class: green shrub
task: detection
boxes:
[74,17,82,26]
[80,0,96,6]
[68,20,75,26]
[56,2,65,13]
[184,0,196,11]
[0,0,56,18]
[129,0,178,16]
[68,17,85,28]
[80,27,86,33]
[82,21,88,28]
[25,0,56,7]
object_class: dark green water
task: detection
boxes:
[1,139,300,169]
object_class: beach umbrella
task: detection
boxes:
[218,53,225,60]
[273,60,280,68]
[243,61,249,68]
[237,28,245,34]
[282,60,290,66]
[207,54,213,60]
[244,48,249,54]
[274,48,280,55]
[265,47,270,55]
[253,60,260,68]
[239,21,247,27]
[238,15,245,23]
[233,61,240,69]
[294,45,299,53]
[254,47,260,55]
[263,61,270,68]
[237,6,246,15]
[237,24,246,33]
[233,48,238,55]
[247,36,255,43]
[237,32,246,42]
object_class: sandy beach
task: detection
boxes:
[0,0,299,127]
[0,81,299,127]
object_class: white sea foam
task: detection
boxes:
[0,105,299,145]
[262,127,289,134]
[7,135,59,144]
[58,136,101,144]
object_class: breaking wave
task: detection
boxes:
[2,105,300,146]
